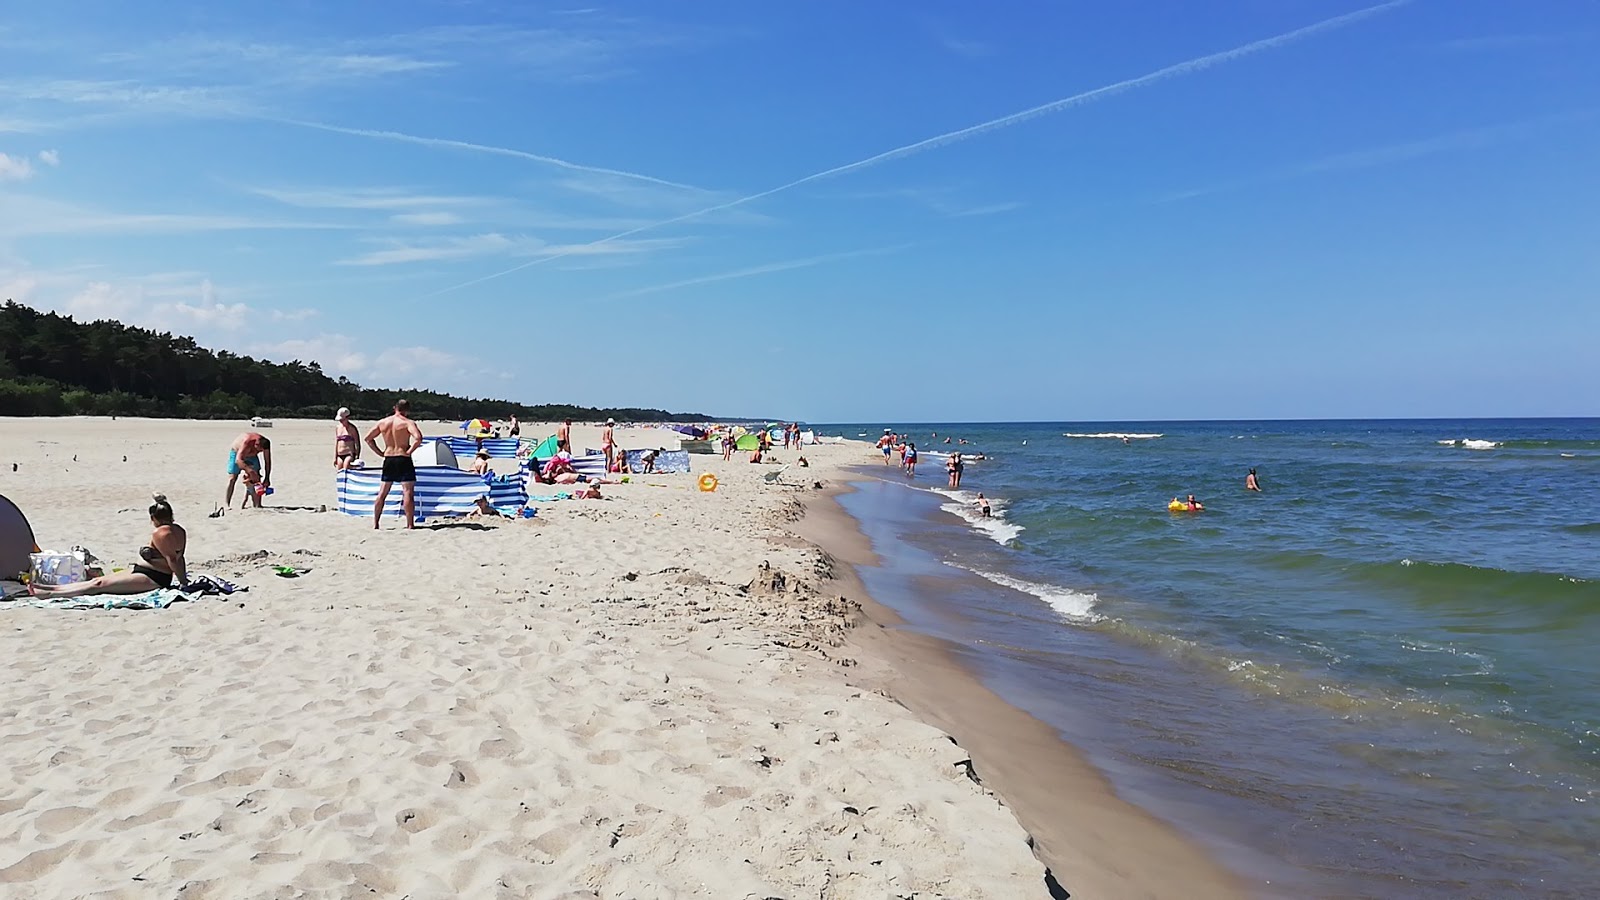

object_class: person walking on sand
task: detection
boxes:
[366,398,423,529]
[508,414,520,437]
[224,431,272,509]
[333,408,360,470]
[602,418,617,471]
[877,430,894,464]
[557,419,572,454]
[32,494,187,597]
[904,442,919,476]
[1246,468,1262,492]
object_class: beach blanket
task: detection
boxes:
[336,467,529,520]
[1,572,246,611]
[441,436,522,460]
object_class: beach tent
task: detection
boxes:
[529,434,560,460]
[735,433,762,452]
[335,467,528,520]
[0,493,38,580]
[442,436,521,459]
[411,439,459,468]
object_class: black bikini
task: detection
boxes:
[134,546,173,588]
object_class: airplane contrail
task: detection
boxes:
[270,117,706,192]
[424,0,1412,297]
[602,245,907,301]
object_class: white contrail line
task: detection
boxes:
[269,117,706,192]
[603,246,906,300]
[424,0,1411,297]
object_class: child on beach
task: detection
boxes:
[977,494,991,518]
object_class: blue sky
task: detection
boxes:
[2,0,1596,421]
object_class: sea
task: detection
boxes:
[812,419,1600,898]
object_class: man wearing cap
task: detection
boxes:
[334,408,360,470]
[602,418,617,471]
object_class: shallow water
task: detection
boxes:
[822,419,1600,897]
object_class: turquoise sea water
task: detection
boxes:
[818,419,1600,897]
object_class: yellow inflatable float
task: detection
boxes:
[1168,499,1186,512]
[698,474,719,492]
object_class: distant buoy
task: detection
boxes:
[698,474,719,492]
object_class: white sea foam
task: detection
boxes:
[948,563,1102,623]
[1063,432,1163,439]
[1439,438,1501,450]
[930,487,1023,545]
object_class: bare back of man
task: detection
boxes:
[365,400,424,529]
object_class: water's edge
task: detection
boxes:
[795,475,1259,899]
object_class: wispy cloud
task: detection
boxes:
[0,153,35,182]
[427,0,1409,297]
[97,37,452,87]
[390,211,464,226]
[37,149,59,167]
[0,193,353,237]
[1159,111,1596,203]
[604,246,906,300]
[242,185,489,211]
[939,36,993,58]
[271,118,705,191]
[249,332,462,384]
[1437,33,1592,52]
[0,78,247,116]
[950,200,1025,218]
[337,233,686,267]
[3,263,314,334]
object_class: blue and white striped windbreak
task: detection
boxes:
[440,436,523,459]
[335,466,528,520]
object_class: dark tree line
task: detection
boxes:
[0,302,711,422]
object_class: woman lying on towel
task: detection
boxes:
[31,494,187,598]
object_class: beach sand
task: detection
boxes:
[0,417,1240,898]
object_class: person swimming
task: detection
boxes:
[1246,468,1261,492]
[1187,494,1205,511]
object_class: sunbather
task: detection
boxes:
[31,495,187,598]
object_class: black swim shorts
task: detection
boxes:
[382,455,417,483]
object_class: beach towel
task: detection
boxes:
[1,572,246,611]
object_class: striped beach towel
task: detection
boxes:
[335,467,529,520]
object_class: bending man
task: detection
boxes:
[225,432,272,508]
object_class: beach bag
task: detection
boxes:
[30,551,86,586]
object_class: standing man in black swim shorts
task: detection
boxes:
[365,398,424,529]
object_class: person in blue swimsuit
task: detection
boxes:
[224,432,272,509]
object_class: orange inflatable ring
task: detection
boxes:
[698,474,719,492]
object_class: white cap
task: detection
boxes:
[336,407,350,419]
[606,418,615,425]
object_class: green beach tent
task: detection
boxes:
[735,433,761,452]
[530,434,560,459]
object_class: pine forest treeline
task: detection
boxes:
[0,302,709,422]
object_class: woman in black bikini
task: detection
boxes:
[31,494,187,598]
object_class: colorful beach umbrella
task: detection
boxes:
[461,418,492,435]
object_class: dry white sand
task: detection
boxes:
[0,418,1049,898]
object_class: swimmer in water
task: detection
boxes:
[1187,494,1204,512]
[977,493,991,518]
[1246,468,1261,492]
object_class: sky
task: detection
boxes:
[2,0,1597,422]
